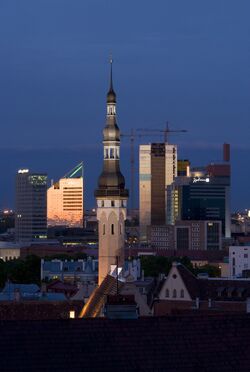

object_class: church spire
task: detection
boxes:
[107,57,116,104]
[109,57,113,91]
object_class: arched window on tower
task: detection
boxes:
[111,224,114,235]
[116,148,119,159]
[110,148,115,159]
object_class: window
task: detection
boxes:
[232,257,235,266]
[120,224,122,235]
[165,289,169,298]
[111,224,114,235]
[110,148,114,159]
[105,148,109,159]
[172,289,177,298]
[111,200,115,207]
[69,311,75,319]
[244,254,248,258]
[103,224,105,235]
[180,289,184,298]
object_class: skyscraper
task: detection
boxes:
[15,169,47,242]
[139,143,177,240]
[95,60,128,285]
[167,164,231,237]
[47,162,84,227]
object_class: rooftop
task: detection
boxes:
[0,314,250,371]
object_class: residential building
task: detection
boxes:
[139,142,177,240]
[154,261,250,315]
[229,246,250,278]
[15,169,47,242]
[47,163,84,228]
[41,257,98,283]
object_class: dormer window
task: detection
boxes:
[172,289,177,298]
[180,289,184,298]
[165,289,169,298]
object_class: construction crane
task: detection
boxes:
[121,123,187,214]
[120,129,153,214]
[137,121,187,143]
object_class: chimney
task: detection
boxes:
[223,143,230,162]
[14,288,21,302]
[208,298,212,308]
[104,294,138,319]
[41,282,47,296]
[195,297,200,309]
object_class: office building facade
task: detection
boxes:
[15,169,47,242]
[148,220,222,251]
[47,163,84,228]
[139,143,177,240]
[167,163,230,237]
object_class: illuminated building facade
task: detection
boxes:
[15,169,47,242]
[148,220,222,251]
[167,164,231,237]
[47,163,84,228]
[139,143,177,240]
[95,60,128,285]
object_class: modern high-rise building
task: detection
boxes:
[15,169,47,242]
[167,163,231,238]
[177,159,190,177]
[95,60,128,285]
[139,143,177,240]
[47,163,84,228]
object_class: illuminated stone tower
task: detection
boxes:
[95,60,129,285]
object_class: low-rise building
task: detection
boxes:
[229,246,250,278]
[41,257,98,283]
[153,262,250,315]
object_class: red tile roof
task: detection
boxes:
[0,314,250,371]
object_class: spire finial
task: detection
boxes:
[109,55,113,91]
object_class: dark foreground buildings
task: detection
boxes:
[0,314,250,371]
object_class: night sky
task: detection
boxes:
[0,1,249,210]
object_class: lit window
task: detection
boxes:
[69,311,75,319]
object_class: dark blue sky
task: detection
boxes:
[0,0,249,210]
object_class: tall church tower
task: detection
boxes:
[95,60,129,285]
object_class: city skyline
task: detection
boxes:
[0,1,249,210]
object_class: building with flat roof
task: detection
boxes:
[167,163,231,237]
[139,143,177,240]
[15,169,47,242]
[229,246,250,278]
[47,163,84,228]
